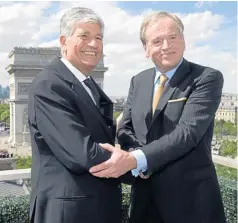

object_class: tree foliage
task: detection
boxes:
[16,156,32,169]
[214,120,237,136]
[0,104,10,124]
[219,140,237,159]
[215,164,237,181]
[113,111,122,120]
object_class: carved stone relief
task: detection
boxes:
[10,83,14,97]
[18,83,31,95]
[23,107,29,132]
[10,83,14,92]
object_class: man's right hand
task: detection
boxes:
[89,143,137,178]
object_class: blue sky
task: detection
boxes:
[117,1,237,21]
[117,1,237,55]
[41,1,237,25]
[42,1,60,17]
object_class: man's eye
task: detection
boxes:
[79,34,87,39]
[154,40,161,44]
[96,36,102,40]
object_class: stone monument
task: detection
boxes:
[6,47,108,147]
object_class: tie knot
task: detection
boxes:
[83,78,93,88]
[159,73,168,86]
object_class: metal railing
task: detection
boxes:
[0,155,237,223]
[213,154,237,169]
[0,155,236,182]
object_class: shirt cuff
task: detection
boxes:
[130,149,148,177]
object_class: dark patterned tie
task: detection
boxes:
[83,78,100,107]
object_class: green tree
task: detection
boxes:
[0,104,9,113]
[0,110,9,123]
[0,104,10,124]
[214,120,237,136]
[215,164,237,181]
[113,111,121,120]
[0,103,9,113]
[219,140,237,159]
[16,156,32,169]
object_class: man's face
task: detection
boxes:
[144,17,185,72]
[60,22,103,74]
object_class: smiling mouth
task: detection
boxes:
[81,51,97,56]
[162,52,175,56]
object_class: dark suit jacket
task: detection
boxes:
[28,58,122,223]
[117,59,226,223]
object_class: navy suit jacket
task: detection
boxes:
[117,59,226,223]
[28,57,121,223]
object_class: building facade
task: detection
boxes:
[216,106,237,124]
[215,93,238,124]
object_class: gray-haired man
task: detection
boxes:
[28,7,122,223]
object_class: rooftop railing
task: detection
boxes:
[0,155,237,223]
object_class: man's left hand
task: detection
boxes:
[89,143,137,178]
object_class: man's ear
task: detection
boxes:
[60,35,67,54]
[181,35,186,51]
[143,44,150,58]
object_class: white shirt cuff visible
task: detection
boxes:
[130,149,148,177]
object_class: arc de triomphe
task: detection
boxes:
[6,47,108,147]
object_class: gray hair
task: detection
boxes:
[60,7,104,38]
[140,11,184,45]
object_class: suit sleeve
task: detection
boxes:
[117,76,142,150]
[33,79,111,175]
[141,70,224,173]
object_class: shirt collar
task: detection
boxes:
[154,58,183,84]
[61,57,89,82]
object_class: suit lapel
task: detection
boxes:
[71,78,114,140]
[53,57,114,141]
[91,77,114,127]
[140,68,156,129]
[149,59,191,129]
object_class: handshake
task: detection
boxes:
[89,143,137,179]
[90,143,150,180]
[90,112,134,179]
[90,112,150,180]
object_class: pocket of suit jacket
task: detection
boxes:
[55,195,92,200]
[164,97,187,123]
[58,195,99,222]
[167,97,187,103]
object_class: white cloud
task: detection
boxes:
[184,45,237,94]
[194,1,217,9]
[0,52,10,87]
[38,39,60,48]
[0,1,236,96]
[0,2,53,51]
[181,11,225,45]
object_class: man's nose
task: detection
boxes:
[87,38,98,48]
[161,39,170,50]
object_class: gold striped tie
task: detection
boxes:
[152,74,168,115]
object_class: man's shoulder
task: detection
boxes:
[32,68,58,88]
[134,67,154,80]
[186,60,223,82]
[188,60,221,75]
[30,61,66,96]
